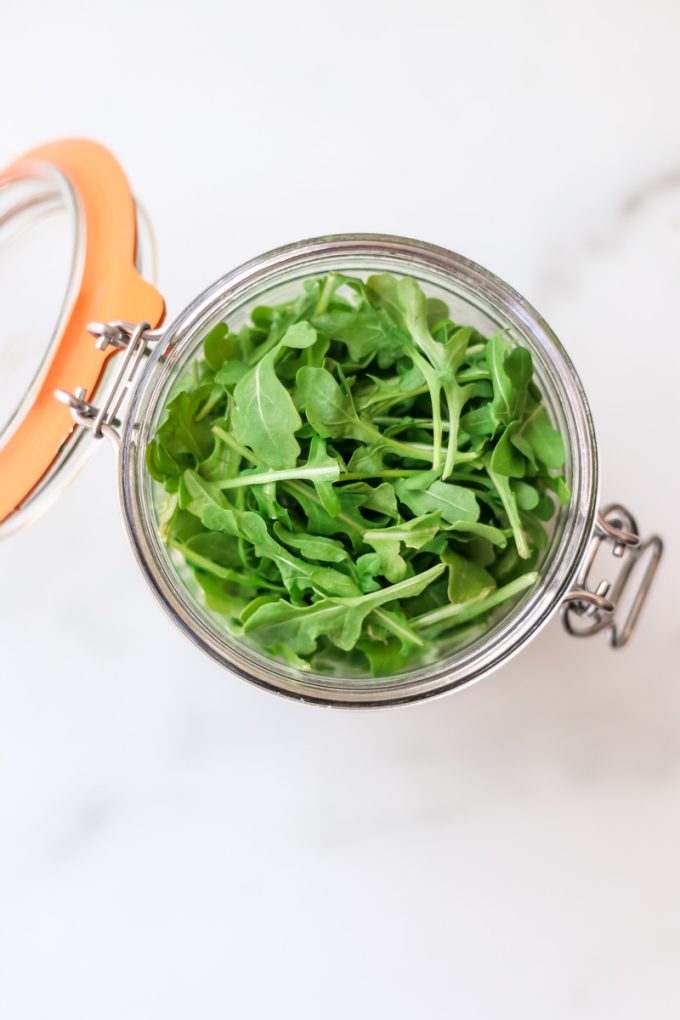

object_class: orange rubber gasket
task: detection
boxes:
[0,139,165,524]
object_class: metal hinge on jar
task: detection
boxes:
[55,320,163,443]
[562,504,662,648]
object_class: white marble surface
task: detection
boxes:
[1,2,679,1017]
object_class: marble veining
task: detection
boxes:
[1,3,679,1018]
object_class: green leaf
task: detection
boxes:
[347,445,386,474]
[460,404,498,437]
[426,297,450,329]
[239,512,359,599]
[214,448,340,492]
[231,349,302,469]
[241,594,280,625]
[366,275,457,470]
[194,573,249,620]
[371,608,425,651]
[342,481,399,519]
[296,366,368,442]
[273,524,350,564]
[249,483,293,528]
[307,435,341,516]
[353,553,382,593]
[512,480,539,510]
[490,423,527,478]
[244,563,444,655]
[396,475,480,524]
[534,492,556,521]
[354,370,426,413]
[203,323,234,370]
[157,385,216,463]
[362,513,443,583]
[215,361,249,388]
[523,405,565,469]
[367,274,443,368]
[281,320,318,349]
[357,636,409,677]
[442,378,475,478]
[442,548,495,604]
[446,521,508,547]
[313,306,408,364]
[180,471,241,536]
[508,429,537,469]
[361,535,408,582]
[146,437,183,488]
[181,530,241,568]
[486,333,513,422]
[281,481,370,550]
[504,346,532,418]
[485,461,530,559]
[297,367,432,465]
[542,473,571,505]
[365,513,442,551]
[199,424,242,482]
[413,572,538,638]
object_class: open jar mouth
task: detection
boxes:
[121,234,598,707]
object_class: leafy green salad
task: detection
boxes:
[147,272,569,677]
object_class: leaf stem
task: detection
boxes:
[195,388,225,422]
[412,572,538,630]
[359,419,434,464]
[168,539,283,590]
[457,367,489,382]
[382,436,436,464]
[442,383,474,480]
[337,469,424,482]
[486,462,531,559]
[282,481,366,538]
[337,562,445,608]
[314,272,337,315]
[431,389,443,469]
[213,425,256,464]
[372,608,425,647]
[217,464,340,490]
[361,384,431,413]
[372,415,458,434]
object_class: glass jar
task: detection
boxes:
[0,140,663,708]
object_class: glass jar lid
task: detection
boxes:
[0,140,164,535]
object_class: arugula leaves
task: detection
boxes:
[395,472,480,524]
[147,273,570,676]
[230,321,317,468]
[244,564,444,655]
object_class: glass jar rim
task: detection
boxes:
[0,150,161,537]
[0,164,91,536]
[121,233,599,707]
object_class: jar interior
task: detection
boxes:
[124,238,597,705]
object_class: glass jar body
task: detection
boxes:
[121,235,599,707]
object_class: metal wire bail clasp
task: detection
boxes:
[561,503,663,648]
[55,320,162,443]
